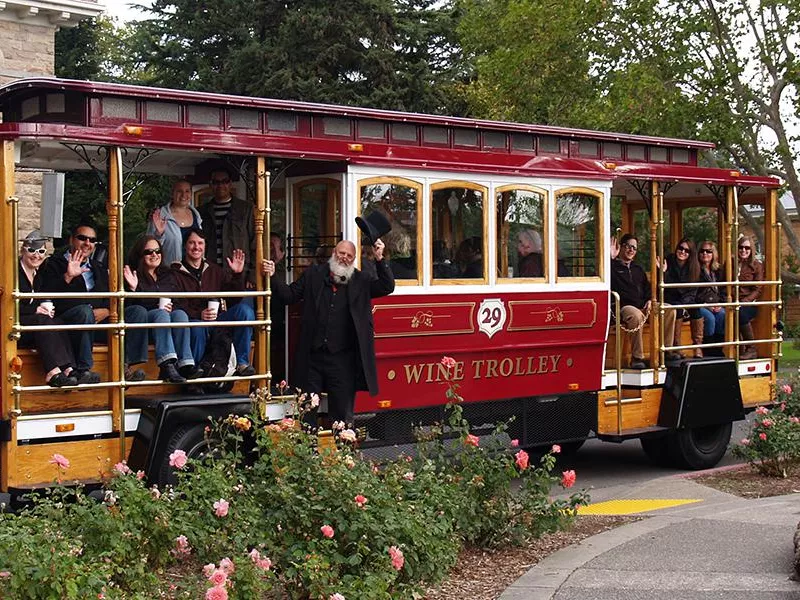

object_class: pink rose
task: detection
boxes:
[440,356,457,369]
[321,524,335,538]
[354,494,368,508]
[113,461,131,475]
[791,417,800,424]
[741,438,751,446]
[330,594,346,600]
[759,432,768,441]
[515,450,529,470]
[173,535,191,557]
[49,453,70,469]
[510,439,519,447]
[168,449,187,469]
[135,470,145,480]
[310,393,320,408]
[256,557,272,570]
[213,499,229,518]
[403,471,415,481]
[219,557,234,575]
[465,434,479,447]
[388,545,404,570]
[339,429,357,443]
[782,384,793,394]
[561,469,577,488]
[205,586,228,600]
[551,444,561,454]
[0,571,10,578]
[755,406,769,415]
[761,418,773,428]
[203,563,216,578]
[279,379,288,389]
[208,569,227,587]
[280,418,295,430]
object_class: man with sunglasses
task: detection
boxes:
[611,233,679,369]
[39,222,112,383]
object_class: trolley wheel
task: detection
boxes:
[156,424,218,486]
[667,422,733,470]
[558,440,586,456]
[640,435,672,466]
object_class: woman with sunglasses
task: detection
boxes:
[737,235,763,359]
[123,235,199,383]
[18,231,78,387]
[147,178,203,266]
[664,238,702,357]
[696,241,726,354]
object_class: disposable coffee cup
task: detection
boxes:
[40,301,54,315]
[207,300,220,317]
[158,297,171,309]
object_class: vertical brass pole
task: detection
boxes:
[107,148,125,461]
[732,186,740,366]
[724,186,734,358]
[657,190,665,368]
[649,181,659,372]
[255,157,270,395]
[612,292,623,436]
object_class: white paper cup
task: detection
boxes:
[207,300,220,317]
[158,297,171,309]
[40,301,54,314]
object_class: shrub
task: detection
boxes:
[733,395,800,477]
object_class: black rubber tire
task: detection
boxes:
[667,422,733,470]
[640,435,673,467]
[558,440,586,456]
[156,424,216,486]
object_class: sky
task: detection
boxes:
[104,0,151,22]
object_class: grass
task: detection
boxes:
[780,341,800,371]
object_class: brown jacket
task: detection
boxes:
[738,259,763,302]
[171,261,244,320]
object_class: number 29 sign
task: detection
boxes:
[477,298,507,339]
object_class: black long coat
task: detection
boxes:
[271,260,395,396]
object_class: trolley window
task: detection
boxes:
[496,186,547,281]
[555,189,602,279]
[431,182,487,282]
[358,177,421,284]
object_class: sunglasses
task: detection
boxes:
[142,248,162,256]
[738,245,751,251]
[211,178,231,185]
[699,249,713,254]
[25,247,46,255]
[75,234,97,243]
[676,245,690,253]
[622,243,638,251]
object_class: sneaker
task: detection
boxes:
[236,364,256,377]
[76,370,101,385]
[159,361,187,384]
[48,372,78,387]
[630,359,647,370]
[179,364,202,380]
[124,366,146,382]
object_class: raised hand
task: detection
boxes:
[65,249,89,282]
[610,237,620,260]
[123,265,138,290]
[373,238,385,261]
[151,210,167,236]
[262,259,275,276]
[226,248,246,274]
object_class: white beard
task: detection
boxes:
[328,255,356,284]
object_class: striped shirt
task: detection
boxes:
[212,200,231,265]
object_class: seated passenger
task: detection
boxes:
[457,236,483,278]
[123,235,200,383]
[383,229,416,279]
[432,240,458,279]
[172,228,255,376]
[517,228,543,277]
[611,234,678,368]
[696,241,726,352]
[147,178,203,266]
[18,231,78,387]
[664,238,702,357]
[39,221,116,384]
[737,235,762,359]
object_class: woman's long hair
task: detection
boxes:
[127,234,163,281]
[698,240,720,273]
[676,237,700,283]
[738,234,756,267]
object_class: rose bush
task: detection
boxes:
[733,390,800,477]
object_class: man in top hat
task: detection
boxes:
[261,217,394,426]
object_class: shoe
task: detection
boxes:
[76,370,101,385]
[159,361,187,384]
[48,372,78,387]
[236,364,256,377]
[630,359,647,370]
[740,345,758,359]
[124,366,146,382]
[665,351,683,362]
[179,364,202,380]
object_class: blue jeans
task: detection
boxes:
[125,305,194,367]
[189,301,254,366]
[698,307,726,337]
[59,304,96,370]
[739,304,757,326]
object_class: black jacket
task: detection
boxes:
[664,254,696,305]
[127,266,181,311]
[39,251,109,314]
[697,268,725,305]
[610,258,649,310]
[271,260,395,396]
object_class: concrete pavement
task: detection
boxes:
[500,472,800,600]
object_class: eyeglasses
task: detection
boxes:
[25,247,46,255]
[210,178,231,185]
[622,243,638,251]
[676,246,690,253]
[738,245,751,251]
[75,234,97,243]
[142,248,162,256]
[699,249,713,254]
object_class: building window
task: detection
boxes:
[496,186,547,280]
[556,190,602,279]
[431,183,487,281]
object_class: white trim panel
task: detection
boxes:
[602,369,667,389]
[17,409,141,442]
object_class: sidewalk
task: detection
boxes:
[500,473,800,599]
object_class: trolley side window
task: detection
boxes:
[496,186,547,281]
[358,177,421,284]
[555,189,602,279]
[430,182,487,282]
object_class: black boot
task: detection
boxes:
[159,360,187,384]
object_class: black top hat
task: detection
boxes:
[355,211,392,245]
